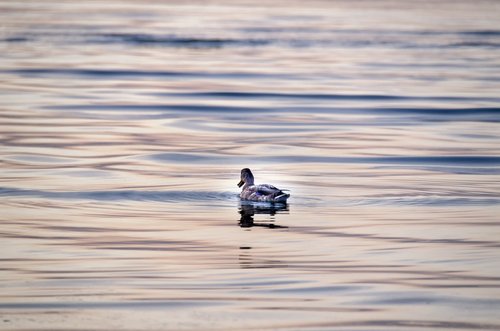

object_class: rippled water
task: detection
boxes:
[2,1,500,330]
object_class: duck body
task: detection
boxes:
[238,168,290,203]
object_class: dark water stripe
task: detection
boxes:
[48,103,266,113]
[301,319,500,330]
[104,31,500,49]
[3,68,289,79]
[5,31,500,50]
[151,153,500,166]
[158,91,500,102]
[0,187,236,203]
[7,28,500,39]
[90,33,271,47]
[257,155,500,165]
[349,107,500,116]
[1,36,31,43]
[459,30,500,36]
[46,103,500,116]
[451,42,500,48]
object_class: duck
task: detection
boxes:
[237,168,290,203]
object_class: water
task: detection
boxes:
[1,0,500,330]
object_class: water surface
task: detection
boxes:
[1,0,500,330]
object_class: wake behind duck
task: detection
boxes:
[237,168,290,203]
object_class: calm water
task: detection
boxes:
[1,1,500,330]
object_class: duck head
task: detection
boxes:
[237,168,255,188]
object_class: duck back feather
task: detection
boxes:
[238,169,290,203]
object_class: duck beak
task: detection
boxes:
[237,180,244,188]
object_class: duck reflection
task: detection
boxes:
[238,201,289,229]
[239,246,288,269]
